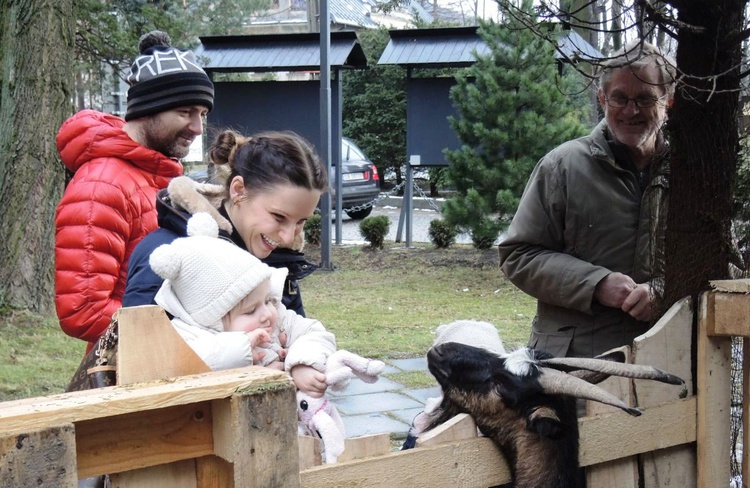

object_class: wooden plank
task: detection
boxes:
[195,456,234,488]
[195,455,233,488]
[117,305,212,384]
[707,292,750,337]
[697,292,732,488]
[0,367,292,436]
[298,433,390,467]
[301,437,511,488]
[632,296,696,488]
[579,398,696,466]
[211,398,234,462]
[0,424,78,487]
[743,338,749,486]
[110,459,197,488]
[585,345,638,488]
[338,433,392,462]
[710,278,750,294]
[217,384,300,488]
[298,435,322,469]
[75,401,214,478]
[300,400,696,488]
[416,412,477,448]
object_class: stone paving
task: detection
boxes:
[328,356,441,439]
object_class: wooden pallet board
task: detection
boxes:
[633,297,696,488]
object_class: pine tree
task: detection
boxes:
[443,2,591,248]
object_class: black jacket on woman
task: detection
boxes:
[123,179,317,316]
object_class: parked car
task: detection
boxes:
[326,137,380,220]
[186,137,380,220]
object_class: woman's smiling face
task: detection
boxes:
[228,177,321,259]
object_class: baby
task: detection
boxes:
[149,213,336,396]
[218,264,288,370]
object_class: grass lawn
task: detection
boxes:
[0,242,536,402]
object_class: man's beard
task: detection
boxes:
[141,119,192,159]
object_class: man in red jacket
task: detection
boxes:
[54,30,214,352]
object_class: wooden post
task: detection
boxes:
[697,292,732,487]
[743,337,749,486]
[0,424,78,486]
[707,280,750,486]
[213,383,300,488]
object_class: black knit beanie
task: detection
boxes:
[125,31,214,121]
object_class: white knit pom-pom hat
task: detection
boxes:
[149,212,273,327]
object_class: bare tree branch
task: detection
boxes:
[638,0,703,35]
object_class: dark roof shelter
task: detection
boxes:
[194,31,367,152]
[378,26,601,246]
[377,25,602,166]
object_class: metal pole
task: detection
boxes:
[318,0,333,270]
[395,201,405,243]
[334,71,343,245]
[405,162,413,248]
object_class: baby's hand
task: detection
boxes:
[279,331,288,346]
[290,365,327,398]
[251,348,266,365]
[246,329,271,347]
[265,361,285,371]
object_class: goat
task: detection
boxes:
[423,321,684,488]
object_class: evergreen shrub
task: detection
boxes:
[359,215,390,249]
[304,214,322,245]
[471,223,498,250]
[429,219,457,248]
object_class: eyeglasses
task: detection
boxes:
[605,94,667,109]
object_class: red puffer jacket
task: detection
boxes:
[55,110,183,351]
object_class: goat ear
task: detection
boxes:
[526,406,566,440]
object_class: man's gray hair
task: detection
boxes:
[599,40,677,97]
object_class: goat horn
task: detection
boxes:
[537,367,642,416]
[569,370,610,385]
[539,358,684,385]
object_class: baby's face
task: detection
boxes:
[223,280,276,333]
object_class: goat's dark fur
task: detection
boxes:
[427,343,581,488]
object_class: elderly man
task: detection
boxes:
[498,41,677,358]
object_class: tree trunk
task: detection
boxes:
[663,0,745,310]
[0,0,73,312]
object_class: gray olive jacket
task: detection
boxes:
[498,121,668,358]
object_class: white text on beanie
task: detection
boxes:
[125,30,214,121]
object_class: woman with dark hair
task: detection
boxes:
[123,129,329,317]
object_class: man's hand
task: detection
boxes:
[290,364,327,398]
[595,273,653,322]
[594,272,636,308]
[621,283,653,322]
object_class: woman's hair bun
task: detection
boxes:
[138,30,172,54]
[209,130,248,166]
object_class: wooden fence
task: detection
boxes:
[0,279,748,487]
